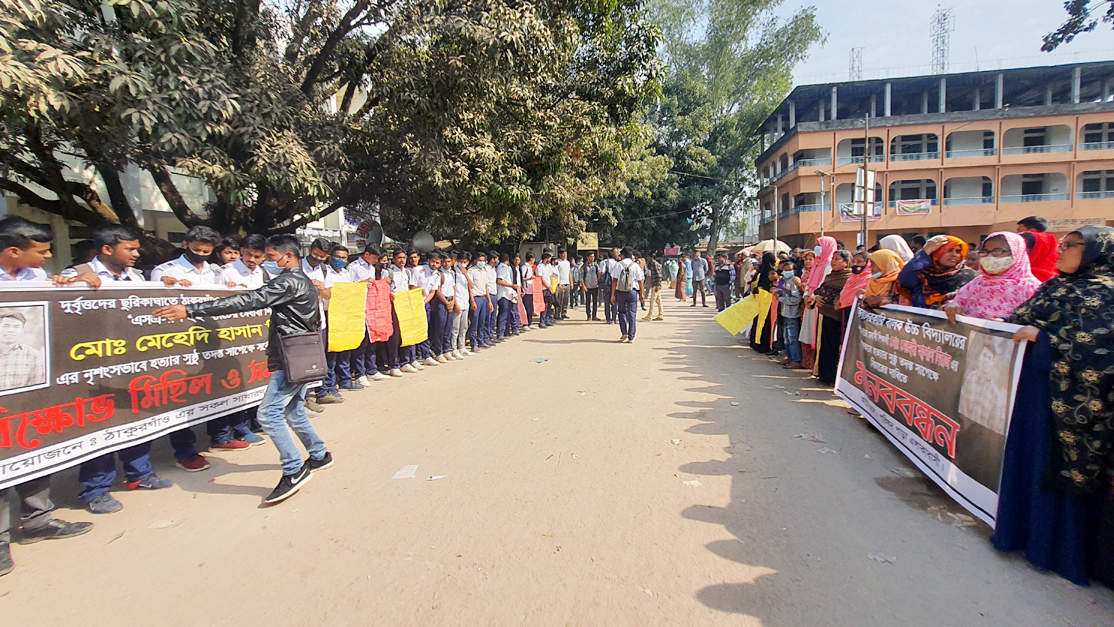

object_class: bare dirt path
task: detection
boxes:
[2,299,1112,626]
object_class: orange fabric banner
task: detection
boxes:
[531,277,545,315]
[365,278,394,343]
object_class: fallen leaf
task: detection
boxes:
[868,553,896,564]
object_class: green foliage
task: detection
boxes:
[1043,0,1114,51]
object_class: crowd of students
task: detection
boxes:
[722,215,1114,589]
[0,212,677,577]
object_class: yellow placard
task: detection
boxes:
[576,232,599,250]
[326,282,369,352]
[713,289,773,337]
[393,287,429,347]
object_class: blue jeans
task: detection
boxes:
[316,329,337,398]
[604,285,615,322]
[616,289,639,339]
[207,407,256,444]
[782,317,802,362]
[258,369,328,476]
[443,309,456,353]
[429,300,448,356]
[78,443,154,501]
[498,297,512,338]
[468,303,482,348]
[169,427,197,460]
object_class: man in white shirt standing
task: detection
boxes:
[520,252,537,329]
[535,252,556,328]
[690,250,709,308]
[62,227,177,514]
[495,252,517,339]
[150,225,227,472]
[0,217,95,577]
[609,247,645,343]
[555,249,572,320]
[597,250,614,323]
[467,251,491,350]
[328,243,371,392]
[344,243,390,382]
[299,239,340,408]
[390,249,420,373]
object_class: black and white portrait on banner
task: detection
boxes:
[0,301,49,396]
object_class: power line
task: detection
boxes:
[668,170,746,185]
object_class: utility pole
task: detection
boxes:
[773,183,779,243]
[816,170,828,237]
[859,115,874,249]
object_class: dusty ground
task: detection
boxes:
[2,299,1113,626]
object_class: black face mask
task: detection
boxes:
[851,265,866,275]
[306,256,322,268]
[183,249,207,265]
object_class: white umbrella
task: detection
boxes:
[751,239,791,254]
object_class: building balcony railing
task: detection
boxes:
[1081,141,1114,151]
[835,155,885,165]
[890,151,939,162]
[945,148,997,158]
[1001,144,1072,155]
[1000,192,1070,203]
[1079,190,1114,199]
[942,196,994,206]
[887,199,939,208]
[775,168,789,180]
[761,215,774,224]
[789,158,832,172]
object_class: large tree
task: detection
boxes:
[1043,0,1114,51]
[602,0,822,252]
[0,0,661,242]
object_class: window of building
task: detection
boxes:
[982,179,994,197]
[1081,170,1114,192]
[983,131,995,150]
[1022,128,1048,147]
[1021,174,1045,196]
[1083,123,1114,144]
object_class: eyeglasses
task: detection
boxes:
[1059,241,1085,252]
[976,248,1011,258]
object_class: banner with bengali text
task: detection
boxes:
[0,282,273,491]
[834,302,1026,527]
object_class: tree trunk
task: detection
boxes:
[144,164,208,228]
[706,203,721,255]
[94,163,139,228]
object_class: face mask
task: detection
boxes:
[980,255,1014,275]
[329,257,346,271]
[306,256,322,268]
[871,271,883,279]
[851,265,866,275]
[183,249,207,265]
[813,246,824,255]
[782,270,795,279]
[262,260,281,275]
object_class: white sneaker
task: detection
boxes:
[370,371,390,381]
[452,350,464,359]
[411,360,425,371]
[401,364,419,374]
[444,353,457,361]
[462,349,474,356]
[423,357,441,367]
[389,368,404,377]
[355,375,371,386]
[436,355,449,363]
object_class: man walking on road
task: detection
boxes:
[690,251,708,307]
[642,253,664,322]
[609,247,644,343]
[556,249,572,320]
[155,234,334,506]
[598,250,615,323]
[580,252,600,321]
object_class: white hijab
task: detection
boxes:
[879,235,914,263]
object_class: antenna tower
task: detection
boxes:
[931,6,954,75]
[849,47,863,81]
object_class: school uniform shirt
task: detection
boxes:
[330,265,353,283]
[422,270,442,297]
[407,265,427,290]
[556,259,572,286]
[467,265,488,298]
[389,265,411,294]
[60,257,145,282]
[610,258,645,290]
[150,254,223,285]
[0,266,48,282]
[521,263,535,295]
[439,270,455,299]
[454,268,470,307]
[484,264,497,299]
[301,257,334,327]
[220,258,266,289]
[496,262,515,300]
[346,257,376,282]
[536,263,556,291]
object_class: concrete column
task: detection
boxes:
[870,94,877,118]
[789,100,796,127]
[776,114,782,135]
[1045,86,1053,106]
[995,73,1004,108]
[759,132,765,153]
[939,78,947,113]
[819,100,825,122]
[831,86,838,121]
[922,92,929,114]
[974,86,981,111]
[884,82,892,116]
[1104,80,1110,102]
[1072,66,1081,104]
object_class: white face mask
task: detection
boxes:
[871,271,883,279]
[813,246,824,255]
[979,255,1014,275]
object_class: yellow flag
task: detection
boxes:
[393,288,428,347]
[326,282,369,352]
[713,289,773,337]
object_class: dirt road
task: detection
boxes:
[2,299,1112,626]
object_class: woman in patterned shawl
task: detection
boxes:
[897,235,977,308]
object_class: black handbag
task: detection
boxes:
[277,332,327,384]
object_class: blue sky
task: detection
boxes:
[781,0,1114,86]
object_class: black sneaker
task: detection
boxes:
[262,464,312,505]
[20,518,94,544]
[307,451,334,471]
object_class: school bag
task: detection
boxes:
[616,260,636,292]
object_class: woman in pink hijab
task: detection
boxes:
[800,236,837,369]
[944,231,1041,323]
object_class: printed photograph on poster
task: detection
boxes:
[0,301,49,396]
[955,332,1014,491]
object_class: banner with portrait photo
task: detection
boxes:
[834,302,1026,527]
[0,282,274,491]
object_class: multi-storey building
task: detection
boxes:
[755,61,1114,248]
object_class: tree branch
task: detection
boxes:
[0,178,104,226]
[300,0,371,96]
[94,163,140,228]
[144,163,208,227]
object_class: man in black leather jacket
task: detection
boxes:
[155,235,333,505]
